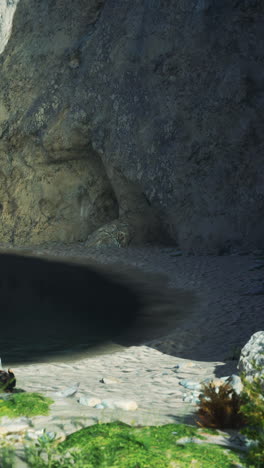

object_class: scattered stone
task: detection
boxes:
[182,392,201,404]
[78,396,101,407]
[179,380,202,391]
[53,383,80,398]
[99,377,120,384]
[175,432,248,452]
[97,399,138,411]
[25,429,45,441]
[202,377,225,388]
[172,362,198,374]
[173,362,196,371]
[0,418,30,436]
[182,373,244,404]
[225,375,243,395]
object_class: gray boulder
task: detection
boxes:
[238,331,264,384]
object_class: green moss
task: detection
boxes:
[0,421,247,467]
[57,421,246,468]
[0,393,53,418]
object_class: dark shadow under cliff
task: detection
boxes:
[0,251,198,365]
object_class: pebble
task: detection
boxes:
[12,346,241,420]
[99,377,120,384]
[0,420,30,436]
[53,382,80,398]
[78,396,101,407]
[0,346,249,443]
[102,399,138,411]
[179,380,202,391]
[176,433,249,452]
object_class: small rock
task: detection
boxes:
[100,399,116,409]
[225,375,243,395]
[173,362,196,372]
[202,378,224,387]
[182,391,201,404]
[176,436,198,445]
[78,396,101,407]
[99,377,120,384]
[179,379,202,391]
[199,375,243,398]
[25,431,42,441]
[0,423,29,436]
[54,383,80,398]
[99,399,138,411]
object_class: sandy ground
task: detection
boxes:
[0,243,263,434]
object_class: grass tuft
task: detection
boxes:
[0,392,53,418]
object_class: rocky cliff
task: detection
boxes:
[0,0,263,253]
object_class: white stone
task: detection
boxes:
[78,396,101,407]
[100,377,120,384]
[225,375,243,395]
[100,399,138,411]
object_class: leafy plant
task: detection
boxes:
[239,360,264,468]
[0,443,15,468]
[196,382,246,429]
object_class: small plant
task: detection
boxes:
[239,360,264,468]
[0,442,15,468]
[196,382,246,429]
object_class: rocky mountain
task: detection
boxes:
[0,0,263,253]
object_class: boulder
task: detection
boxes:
[237,331,264,384]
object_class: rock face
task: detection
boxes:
[0,0,263,252]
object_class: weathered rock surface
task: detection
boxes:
[238,331,264,385]
[0,0,263,252]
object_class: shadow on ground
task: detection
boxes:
[0,250,199,366]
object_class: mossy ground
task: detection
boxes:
[0,394,250,467]
[53,421,246,468]
[0,413,249,467]
[0,392,53,418]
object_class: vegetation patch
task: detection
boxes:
[0,393,53,418]
[23,421,244,468]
